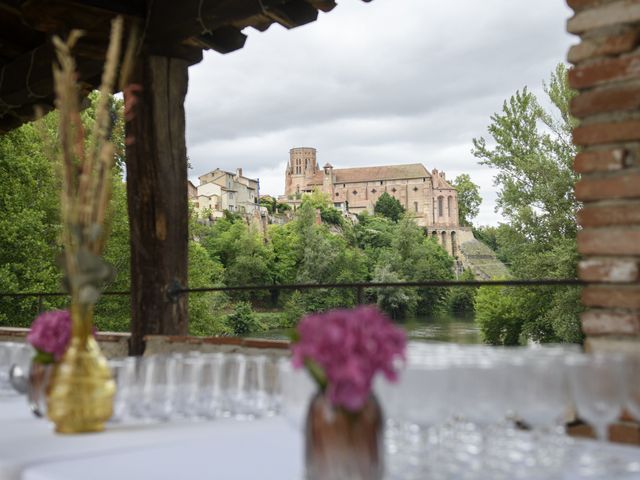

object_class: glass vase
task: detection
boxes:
[305,392,384,480]
[28,361,53,417]
[46,303,115,433]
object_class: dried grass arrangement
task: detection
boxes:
[51,16,136,308]
[42,16,139,434]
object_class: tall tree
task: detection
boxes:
[471,63,582,344]
[452,174,482,226]
[374,192,405,222]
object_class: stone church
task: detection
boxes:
[283,147,471,257]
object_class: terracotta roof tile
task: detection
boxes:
[305,163,434,186]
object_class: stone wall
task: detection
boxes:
[566,0,640,443]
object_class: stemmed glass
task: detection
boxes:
[623,355,640,423]
[196,353,225,419]
[566,352,627,441]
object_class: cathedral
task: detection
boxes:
[284,147,460,230]
[282,147,468,257]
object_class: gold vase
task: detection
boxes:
[47,304,115,433]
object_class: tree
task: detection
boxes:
[0,117,63,327]
[452,174,481,226]
[374,192,405,222]
[471,63,582,344]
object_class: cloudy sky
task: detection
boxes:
[185,0,576,226]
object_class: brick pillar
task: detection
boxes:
[567,0,640,444]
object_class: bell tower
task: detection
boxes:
[285,147,318,196]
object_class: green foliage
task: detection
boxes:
[374,192,405,222]
[225,301,256,336]
[0,113,63,327]
[94,173,131,332]
[452,174,482,226]
[472,64,582,344]
[475,285,523,345]
[371,264,417,320]
[448,269,476,314]
[283,290,307,327]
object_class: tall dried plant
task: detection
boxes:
[49,17,136,307]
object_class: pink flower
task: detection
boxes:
[27,310,72,361]
[291,306,406,412]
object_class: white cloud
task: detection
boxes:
[186,0,575,226]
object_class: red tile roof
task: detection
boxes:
[306,163,433,186]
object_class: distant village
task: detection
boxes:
[188,147,507,279]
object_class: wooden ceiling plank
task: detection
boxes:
[305,0,337,13]
[262,0,319,29]
[193,26,247,54]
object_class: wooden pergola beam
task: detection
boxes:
[126,54,190,355]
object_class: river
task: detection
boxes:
[251,312,482,344]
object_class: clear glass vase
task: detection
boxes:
[28,361,53,417]
[305,392,384,480]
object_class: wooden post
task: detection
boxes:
[125,55,189,355]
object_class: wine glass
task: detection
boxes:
[566,353,626,441]
[196,353,225,419]
[623,355,640,423]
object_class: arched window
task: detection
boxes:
[441,231,447,250]
[447,196,453,217]
[438,196,444,217]
[451,231,457,257]
[414,201,419,212]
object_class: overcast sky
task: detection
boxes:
[185,0,576,226]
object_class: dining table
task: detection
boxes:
[1,391,640,480]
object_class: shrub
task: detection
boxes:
[225,301,256,336]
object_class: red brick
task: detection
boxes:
[573,149,626,173]
[575,172,640,200]
[578,228,640,255]
[242,338,290,350]
[578,203,640,226]
[569,55,640,89]
[570,85,640,117]
[568,31,640,63]
[582,285,640,308]
[566,0,616,10]
[573,120,640,146]
[581,309,640,335]
[568,1,640,34]
[579,258,640,282]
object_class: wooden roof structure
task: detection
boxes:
[0,0,370,354]
[0,0,368,132]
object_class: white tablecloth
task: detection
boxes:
[2,396,640,480]
[0,397,302,480]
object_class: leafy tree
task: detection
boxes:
[471,63,582,344]
[452,174,482,226]
[372,264,417,320]
[475,284,523,345]
[472,63,578,243]
[448,269,476,314]
[0,117,63,327]
[374,192,405,222]
[225,301,256,336]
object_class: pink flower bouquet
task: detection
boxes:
[27,310,72,364]
[291,305,406,412]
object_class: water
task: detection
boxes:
[250,312,482,344]
[406,313,481,344]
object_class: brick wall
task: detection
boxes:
[567,0,640,443]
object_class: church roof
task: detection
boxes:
[334,163,431,183]
[431,170,455,190]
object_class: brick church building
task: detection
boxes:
[284,147,460,229]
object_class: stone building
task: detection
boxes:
[282,147,471,256]
[194,168,261,219]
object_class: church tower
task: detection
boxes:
[285,147,318,196]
